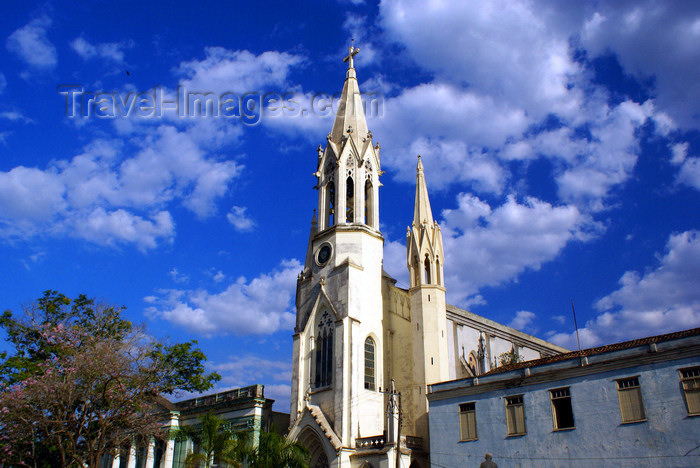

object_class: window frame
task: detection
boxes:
[615,376,646,424]
[458,402,478,441]
[505,394,527,436]
[549,387,575,431]
[364,336,376,391]
[314,311,334,389]
[680,367,700,416]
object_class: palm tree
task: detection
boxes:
[247,429,309,468]
[171,411,250,468]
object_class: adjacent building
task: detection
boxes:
[104,385,283,468]
[427,328,700,468]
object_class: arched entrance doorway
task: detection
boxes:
[297,427,330,468]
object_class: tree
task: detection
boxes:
[0,291,221,468]
[171,412,250,468]
[247,429,310,468]
[496,349,524,368]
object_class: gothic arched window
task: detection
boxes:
[326,181,335,227]
[424,255,432,284]
[346,177,354,222]
[364,336,375,390]
[436,257,441,286]
[413,256,420,286]
[315,311,333,388]
[364,179,373,228]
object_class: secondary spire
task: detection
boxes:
[413,155,434,227]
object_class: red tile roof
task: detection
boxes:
[484,327,700,376]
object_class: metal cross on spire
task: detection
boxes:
[343,40,360,69]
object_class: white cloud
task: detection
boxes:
[670,139,700,190]
[0,123,241,246]
[384,194,597,308]
[71,36,133,63]
[149,259,301,336]
[0,110,33,123]
[671,142,689,166]
[549,230,700,348]
[406,138,506,194]
[678,157,700,191]
[553,100,662,211]
[227,206,255,231]
[342,14,379,65]
[211,355,291,387]
[509,310,537,332]
[67,208,174,250]
[213,270,225,282]
[578,1,700,129]
[198,356,292,410]
[6,15,57,70]
[0,165,66,226]
[178,47,303,95]
[379,0,583,121]
[0,46,312,248]
[169,268,190,284]
[441,194,594,305]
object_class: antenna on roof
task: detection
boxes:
[571,299,582,354]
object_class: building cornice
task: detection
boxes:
[428,335,700,402]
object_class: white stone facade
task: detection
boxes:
[288,49,567,468]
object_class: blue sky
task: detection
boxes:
[1,0,699,411]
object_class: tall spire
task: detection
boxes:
[303,210,318,272]
[413,155,434,227]
[329,44,369,146]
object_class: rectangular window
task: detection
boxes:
[550,387,575,430]
[616,377,646,423]
[459,402,477,441]
[505,395,526,436]
[680,367,700,415]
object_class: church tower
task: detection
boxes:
[289,46,385,467]
[404,156,449,445]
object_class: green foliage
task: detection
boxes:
[497,349,524,368]
[0,290,133,387]
[150,341,220,394]
[171,412,250,468]
[0,291,221,468]
[247,428,310,468]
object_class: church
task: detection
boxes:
[287,48,567,468]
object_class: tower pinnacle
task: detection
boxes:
[413,155,434,227]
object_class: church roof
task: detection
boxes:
[484,327,700,376]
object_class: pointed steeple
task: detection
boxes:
[303,210,318,272]
[407,155,444,288]
[329,45,368,147]
[315,43,381,231]
[413,155,434,227]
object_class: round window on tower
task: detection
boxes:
[316,243,332,266]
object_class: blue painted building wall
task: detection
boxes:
[428,342,700,468]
